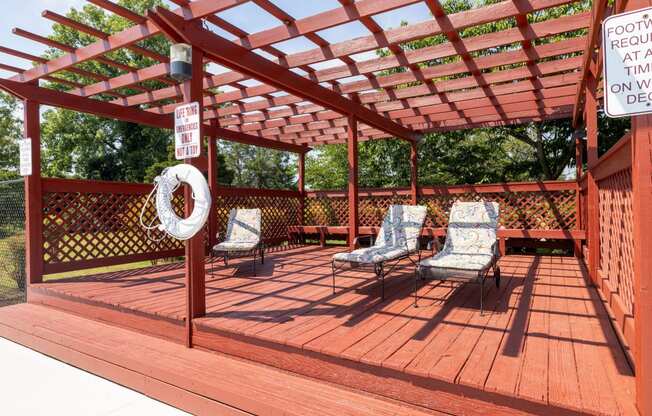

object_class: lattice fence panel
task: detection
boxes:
[42,189,185,266]
[419,190,577,229]
[305,189,577,230]
[214,194,301,244]
[305,195,348,226]
[598,168,634,315]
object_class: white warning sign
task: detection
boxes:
[19,138,32,176]
[174,102,201,159]
[603,7,652,117]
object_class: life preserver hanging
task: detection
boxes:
[140,164,211,241]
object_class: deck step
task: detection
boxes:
[0,303,443,416]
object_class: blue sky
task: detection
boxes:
[0,0,432,80]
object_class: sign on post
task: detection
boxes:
[19,138,32,176]
[174,102,201,159]
[603,7,652,117]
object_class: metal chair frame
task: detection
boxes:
[331,235,422,300]
[415,239,501,315]
[210,232,265,277]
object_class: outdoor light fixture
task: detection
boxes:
[170,43,192,81]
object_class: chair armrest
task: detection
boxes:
[491,240,500,258]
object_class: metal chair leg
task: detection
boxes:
[375,263,385,300]
[253,248,257,277]
[331,260,336,294]
[260,244,265,264]
[480,276,484,316]
[495,265,501,288]
[414,267,419,307]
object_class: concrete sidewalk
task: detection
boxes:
[0,337,189,416]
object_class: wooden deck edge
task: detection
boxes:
[192,321,584,416]
[27,286,186,344]
[0,316,252,416]
[594,269,636,371]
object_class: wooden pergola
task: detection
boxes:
[0,0,651,414]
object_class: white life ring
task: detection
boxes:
[150,164,211,241]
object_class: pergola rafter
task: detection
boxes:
[0,0,589,147]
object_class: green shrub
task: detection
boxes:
[0,232,26,291]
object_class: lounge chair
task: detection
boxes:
[331,204,427,299]
[211,208,264,276]
[416,201,501,314]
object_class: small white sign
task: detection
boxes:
[603,7,652,117]
[174,102,201,159]
[19,138,32,176]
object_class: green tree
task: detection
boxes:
[0,92,21,181]
[219,142,297,189]
[38,0,173,182]
[144,141,234,185]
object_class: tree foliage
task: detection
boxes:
[0,0,631,189]
[220,142,296,189]
[0,92,21,181]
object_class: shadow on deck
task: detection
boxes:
[28,245,636,415]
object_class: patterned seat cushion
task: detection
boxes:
[419,253,494,280]
[419,201,500,280]
[213,240,259,252]
[213,208,261,252]
[333,204,427,265]
[333,246,409,264]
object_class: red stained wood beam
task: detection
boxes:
[572,0,609,126]
[11,27,150,92]
[149,6,421,142]
[236,94,574,138]
[347,115,359,249]
[121,12,586,111]
[0,78,308,153]
[145,35,583,121]
[42,10,169,64]
[0,78,172,128]
[296,111,572,145]
[87,0,147,24]
[11,0,247,83]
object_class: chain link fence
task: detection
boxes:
[0,178,25,307]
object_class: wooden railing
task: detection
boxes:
[40,179,301,274]
[583,133,635,352]
[40,178,584,274]
[304,181,583,248]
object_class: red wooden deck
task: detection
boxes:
[26,246,636,415]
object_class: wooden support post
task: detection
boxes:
[347,115,359,250]
[181,46,206,347]
[298,150,306,226]
[207,120,218,250]
[632,113,652,416]
[23,97,43,286]
[585,61,600,286]
[574,130,583,258]
[622,1,652,410]
[410,141,418,205]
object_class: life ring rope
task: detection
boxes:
[139,164,211,241]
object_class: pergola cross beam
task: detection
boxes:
[147,6,421,143]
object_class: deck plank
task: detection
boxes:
[30,247,635,416]
[0,303,442,416]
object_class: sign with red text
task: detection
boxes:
[174,102,200,159]
[603,7,652,117]
[19,138,32,176]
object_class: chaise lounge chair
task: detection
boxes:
[331,204,427,299]
[211,208,264,276]
[416,201,501,314]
